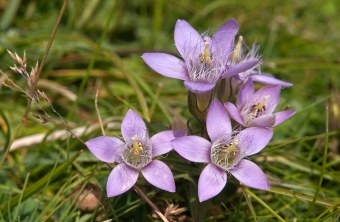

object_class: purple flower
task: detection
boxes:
[142,19,259,94]
[225,79,295,127]
[85,109,186,197]
[171,100,273,202]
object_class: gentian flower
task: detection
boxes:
[142,19,259,94]
[230,39,293,88]
[171,100,273,202]
[85,110,186,197]
[225,79,295,127]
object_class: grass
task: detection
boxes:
[0,0,339,221]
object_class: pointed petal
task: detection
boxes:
[253,85,281,113]
[223,59,260,77]
[206,100,232,142]
[274,110,296,126]
[237,127,273,156]
[174,19,204,60]
[224,102,244,125]
[106,163,139,197]
[171,136,211,163]
[198,163,227,202]
[121,109,148,143]
[237,79,254,108]
[230,159,269,190]
[142,53,189,80]
[85,136,124,163]
[211,19,239,61]
[151,130,187,157]
[142,160,175,192]
[248,114,276,127]
[250,73,293,88]
[184,80,216,93]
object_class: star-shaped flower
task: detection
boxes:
[85,110,186,197]
[171,100,273,202]
[225,79,295,127]
[142,19,259,93]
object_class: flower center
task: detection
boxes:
[250,95,269,118]
[211,139,240,170]
[242,95,270,125]
[122,135,152,169]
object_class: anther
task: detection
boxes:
[231,36,243,63]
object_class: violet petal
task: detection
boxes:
[237,127,273,156]
[211,19,239,62]
[151,130,187,157]
[223,59,260,77]
[85,136,124,163]
[141,160,175,192]
[230,159,269,190]
[248,114,276,127]
[224,102,244,125]
[171,136,211,163]
[237,79,255,108]
[184,80,216,93]
[174,19,204,60]
[198,163,227,202]
[206,100,232,143]
[121,109,147,143]
[250,73,293,88]
[142,53,189,80]
[106,163,139,197]
[274,110,296,126]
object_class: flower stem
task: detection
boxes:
[133,185,169,222]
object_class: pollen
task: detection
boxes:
[132,135,143,155]
[231,36,243,63]
[250,95,270,118]
[199,40,212,65]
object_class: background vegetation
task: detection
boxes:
[0,0,339,221]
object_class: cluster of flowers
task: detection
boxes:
[86,19,295,202]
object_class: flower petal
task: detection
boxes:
[141,160,175,192]
[224,102,244,125]
[253,85,281,113]
[121,109,148,143]
[211,19,239,62]
[223,59,260,77]
[184,80,216,93]
[248,114,276,127]
[106,163,139,197]
[274,110,296,126]
[141,53,189,80]
[174,19,204,60]
[85,136,124,163]
[171,136,211,163]
[206,100,232,142]
[151,130,187,157]
[230,159,269,190]
[198,163,227,202]
[237,127,273,156]
[250,73,293,88]
[237,79,254,108]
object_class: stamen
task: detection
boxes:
[211,139,240,170]
[250,95,270,118]
[231,36,243,63]
[122,135,151,169]
[199,40,212,65]
[132,135,143,155]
